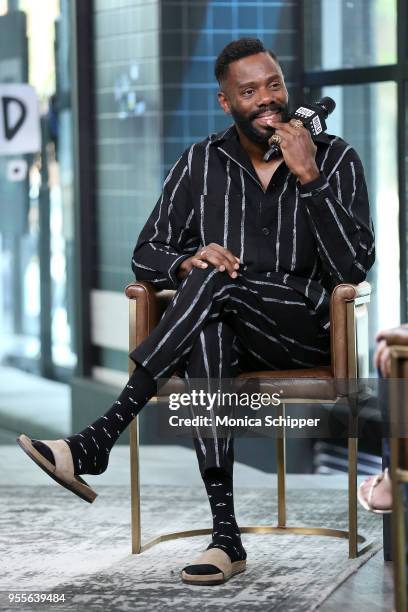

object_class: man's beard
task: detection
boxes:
[230,103,290,144]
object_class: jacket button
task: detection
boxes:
[262,227,270,236]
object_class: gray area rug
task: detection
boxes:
[1,485,382,611]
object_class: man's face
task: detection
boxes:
[217,52,289,144]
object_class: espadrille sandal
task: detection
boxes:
[17,434,97,503]
[357,468,392,514]
[180,547,246,586]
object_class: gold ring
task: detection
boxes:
[270,134,282,145]
[290,119,304,129]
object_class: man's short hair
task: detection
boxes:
[214,38,279,85]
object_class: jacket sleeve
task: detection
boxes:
[131,147,200,289]
[298,145,375,286]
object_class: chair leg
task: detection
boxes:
[392,480,408,612]
[391,437,408,612]
[276,403,286,527]
[130,418,141,554]
[348,436,358,558]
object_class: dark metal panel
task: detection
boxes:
[38,117,53,378]
[304,65,397,87]
[292,0,304,107]
[397,0,408,321]
[70,0,95,377]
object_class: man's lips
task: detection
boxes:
[253,111,281,128]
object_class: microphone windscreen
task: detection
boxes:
[318,97,336,116]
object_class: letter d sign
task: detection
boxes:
[0,84,40,155]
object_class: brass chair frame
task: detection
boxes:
[390,345,408,612]
[126,283,372,558]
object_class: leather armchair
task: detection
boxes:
[125,279,371,557]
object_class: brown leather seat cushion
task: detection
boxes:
[236,366,336,400]
[157,366,338,401]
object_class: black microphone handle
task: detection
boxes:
[263,142,283,162]
[263,96,336,161]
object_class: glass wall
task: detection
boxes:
[321,82,399,336]
[304,0,397,70]
[0,0,76,377]
[303,0,403,369]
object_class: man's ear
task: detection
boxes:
[217,90,231,115]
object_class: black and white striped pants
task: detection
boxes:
[130,266,330,476]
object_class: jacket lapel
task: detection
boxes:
[212,124,263,190]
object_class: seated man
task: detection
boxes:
[17,38,375,585]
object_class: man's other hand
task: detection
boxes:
[177,243,240,280]
[374,324,408,377]
[374,339,392,378]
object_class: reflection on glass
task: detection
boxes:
[0,1,76,371]
[322,82,400,368]
[304,0,397,70]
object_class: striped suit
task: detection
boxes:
[130,124,375,476]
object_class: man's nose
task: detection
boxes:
[256,87,278,107]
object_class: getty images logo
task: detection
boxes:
[168,389,282,411]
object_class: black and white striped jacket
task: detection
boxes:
[131,124,375,329]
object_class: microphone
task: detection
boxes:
[263,96,336,162]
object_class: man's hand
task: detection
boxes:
[376,325,408,345]
[374,339,392,378]
[374,325,408,377]
[266,119,320,184]
[177,243,240,280]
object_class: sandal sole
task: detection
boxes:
[16,435,97,504]
[181,560,246,586]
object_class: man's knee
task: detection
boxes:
[199,319,234,341]
[187,265,230,282]
[180,266,235,296]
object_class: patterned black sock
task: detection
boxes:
[184,467,246,576]
[203,468,246,561]
[204,468,246,561]
[32,366,156,476]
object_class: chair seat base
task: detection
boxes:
[133,525,370,556]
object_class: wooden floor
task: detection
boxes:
[320,551,394,611]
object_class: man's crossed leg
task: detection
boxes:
[29,266,330,575]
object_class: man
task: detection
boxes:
[18,38,375,585]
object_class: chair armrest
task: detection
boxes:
[330,281,372,378]
[125,281,175,346]
[389,345,408,377]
